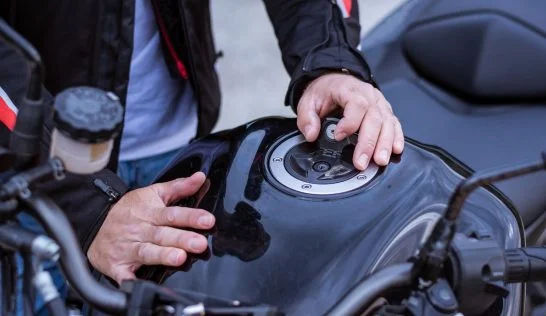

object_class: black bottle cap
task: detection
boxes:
[53,87,123,143]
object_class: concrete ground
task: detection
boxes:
[210,0,405,132]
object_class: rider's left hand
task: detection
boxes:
[296,73,404,170]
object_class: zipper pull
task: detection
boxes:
[93,178,121,202]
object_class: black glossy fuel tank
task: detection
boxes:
[136,117,523,315]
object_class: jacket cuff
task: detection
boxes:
[36,168,128,254]
[80,170,128,253]
[285,46,378,112]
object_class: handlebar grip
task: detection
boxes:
[504,246,546,283]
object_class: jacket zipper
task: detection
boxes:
[93,178,121,202]
[152,1,189,80]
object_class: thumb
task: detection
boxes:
[112,268,136,286]
[151,172,206,205]
[297,95,322,142]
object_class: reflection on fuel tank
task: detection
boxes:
[212,201,271,261]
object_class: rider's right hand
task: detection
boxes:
[86,172,215,284]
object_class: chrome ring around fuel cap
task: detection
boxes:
[267,134,379,195]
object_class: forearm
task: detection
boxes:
[263,0,376,108]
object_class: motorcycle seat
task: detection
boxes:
[362,0,546,226]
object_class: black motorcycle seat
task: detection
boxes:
[403,0,546,102]
[362,0,546,226]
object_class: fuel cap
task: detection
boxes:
[266,118,379,196]
[53,86,123,143]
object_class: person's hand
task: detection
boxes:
[87,172,215,284]
[297,73,404,170]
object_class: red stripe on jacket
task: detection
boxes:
[152,5,189,80]
[0,97,17,130]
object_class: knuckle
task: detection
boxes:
[136,243,146,259]
[369,111,384,123]
[161,248,172,262]
[372,87,382,99]
[128,225,142,239]
[366,138,376,149]
[390,116,399,127]
[335,81,347,93]
[395,116,403,128]
[341,118,359,132]
[350,97,369,111]
[152,228,164,245]
[383,101,394,113]
[347,84,360,94]
[113,242,125,257]
[363,136,377,150]
[190,210,205,226]
[158,208,171,225]
[177,232,190,247]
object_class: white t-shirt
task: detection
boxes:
[120,0,198,161]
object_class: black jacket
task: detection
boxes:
[0,0,374,252]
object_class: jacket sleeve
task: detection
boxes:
[0,36,128,253]
[262,0,377,110]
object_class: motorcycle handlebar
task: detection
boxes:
[21,193,127,314]
[327,245,546,315]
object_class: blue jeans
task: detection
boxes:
[16,213,68,316]
[117,149,180,189]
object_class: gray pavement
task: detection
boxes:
[210,0,405,132]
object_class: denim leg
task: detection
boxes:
[117,160,137,190]
[132,149,181,189]
[16,213,68,316]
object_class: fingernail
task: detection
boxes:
[304,125,313,139]
[378,150,389,164]
[358,154,369,169]
[198,214,213,227]
[335,131,346,141]
[190,237,207,251]
[169,251,181,265]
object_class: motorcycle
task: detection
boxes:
[2,2,546,314]
[90,1,546,314]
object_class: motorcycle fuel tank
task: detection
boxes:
[137,117,523,315]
